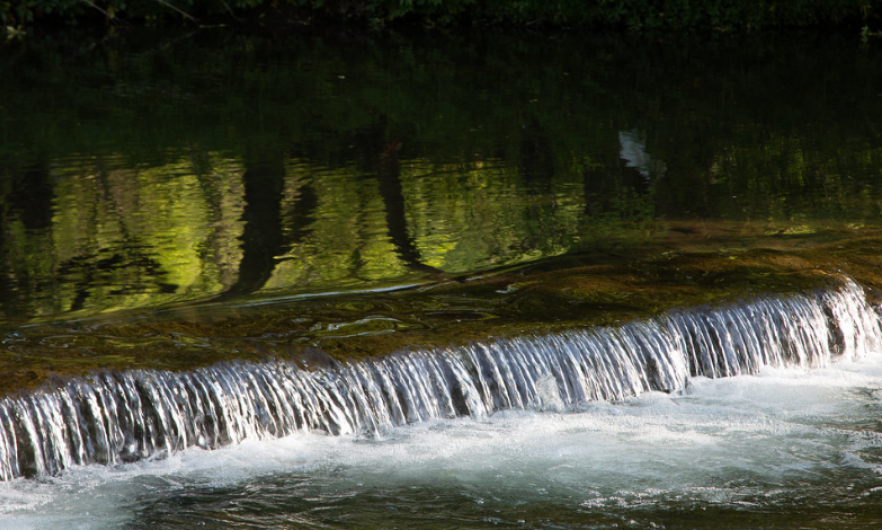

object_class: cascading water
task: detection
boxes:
[1,279,880,481]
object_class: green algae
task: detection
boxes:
[1,226,876,396]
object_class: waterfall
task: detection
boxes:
[0,280,879,481]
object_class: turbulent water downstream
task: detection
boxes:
[3,29,882,530]
[1,280,879,484]
[1,280,882,529]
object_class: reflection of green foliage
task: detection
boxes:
[0,31,881,325]
[4,155,248,319]
[404,160,580,272]
[266,161,411,290]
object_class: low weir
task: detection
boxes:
[1,280,880,481]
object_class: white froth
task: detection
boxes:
[3,352,881,528]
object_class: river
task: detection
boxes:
[0,27,881,529]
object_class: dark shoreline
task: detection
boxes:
[4,1,880,36]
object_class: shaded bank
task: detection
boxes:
[3,0,881,31]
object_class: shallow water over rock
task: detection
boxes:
[1,280,879,482]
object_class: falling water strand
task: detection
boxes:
[0,280,880,480]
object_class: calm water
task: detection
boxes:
[1,28,882,529]
[1,28,881,324]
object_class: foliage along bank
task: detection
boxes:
[3,0,882,31]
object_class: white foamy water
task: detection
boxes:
[2,280,879,483]
[2,350,882,530]
[1,280,880,528]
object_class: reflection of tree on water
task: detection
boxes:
[0,158,194,321]
[220,156,287,297]
[0,163,55,321]
[517,116,560,253]
[351,121,441,275]
[59,249,177,312]
[228,153,320,295]
[58,157,178,312]
[221,117,443,298]
[0,32,880,326]
[519,117,555,196]
[281,179,318,246]
[5,164,54,231]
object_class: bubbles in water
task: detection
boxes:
[0,281,881,528]
[0,280,879,482]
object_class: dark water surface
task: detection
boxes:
[1,28,882,529]
[2,29,882,323]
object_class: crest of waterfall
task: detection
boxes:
[0,280,879,481]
